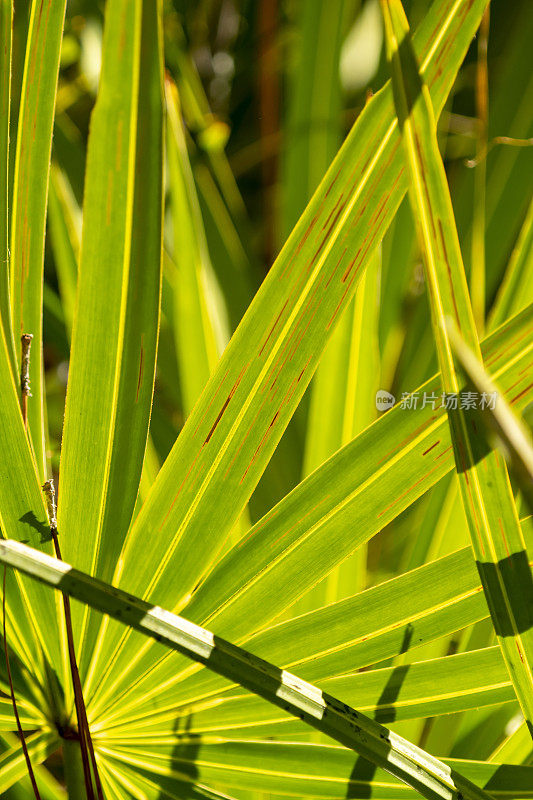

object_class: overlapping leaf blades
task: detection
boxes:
[381,0,533,732]
[87,0,491,693]
[56,0,164,683]
[0,540,497,800]
[447,321,533,508]
[85,301,533,722]
[1,0,532,796]
[9,0,67,478]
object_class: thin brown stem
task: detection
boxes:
[20,333,33,429]
[50,527,103,800]
[3,567,42,799]
[42,480,103,800]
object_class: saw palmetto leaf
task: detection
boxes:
[287,0,379,605]
[47,164,80,340]
[280,0,350,242]
[0,696,43,731]
[95,519,533,735]
[1,0,532,795]
[0,733,66,799]
[0,322,62,681]
[447,320,533,510]
[9,0,67,478]
[137,646,513,742]
[381,0,533,732]
[166,75,220,416]
[0,539,495,800]
[100,742,533,800]
[56,0,164,685]
[489,718,532,765]
[88,0,491,695]
[0,730,58,795]
[87,302,533,717]
[0,0,14,375]
[489,193,533,330]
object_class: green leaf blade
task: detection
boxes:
[0,0,15,375]
[0,319,61,677]
[113,0,490,632]
[57,0,164,673]
[9,0,67,478]
[166,77,220,416]
[381,0,533,732]
[0,539,495,800]
[88,303,533,716]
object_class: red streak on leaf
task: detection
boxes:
[204,366,247,445]
[506,374,528,393]
[287,290,322,364]
[434,444,453,461]
[259,300,288,356]
[325,248,348,288]
[485,324,533,367]
[426,0,454,51]
[369,194,389,229]
[422,440,440,456]
[324,168,341,199]
[309,199,348,268]
[268,280,321,392]
[280,211,319,281]
[341,256,359,284]
[321,193,344,231]
[377,462,442,519]
[511,381,533,405]
[437,218,460,324]
[223,394,269,479]
[327,251,364,327]
[239,361,309,486]
[193,369,229,436]
[237,510,279,550]
[240,413,278,484]
[376,414,439,467]
[347,155,371,188]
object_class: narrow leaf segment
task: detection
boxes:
[380,0,533,734]
[0,540,494,800]
[447,319,533,511]
[57,0,164,682]
[9,0,68,478]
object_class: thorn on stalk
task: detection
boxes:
[20,333,33,429]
